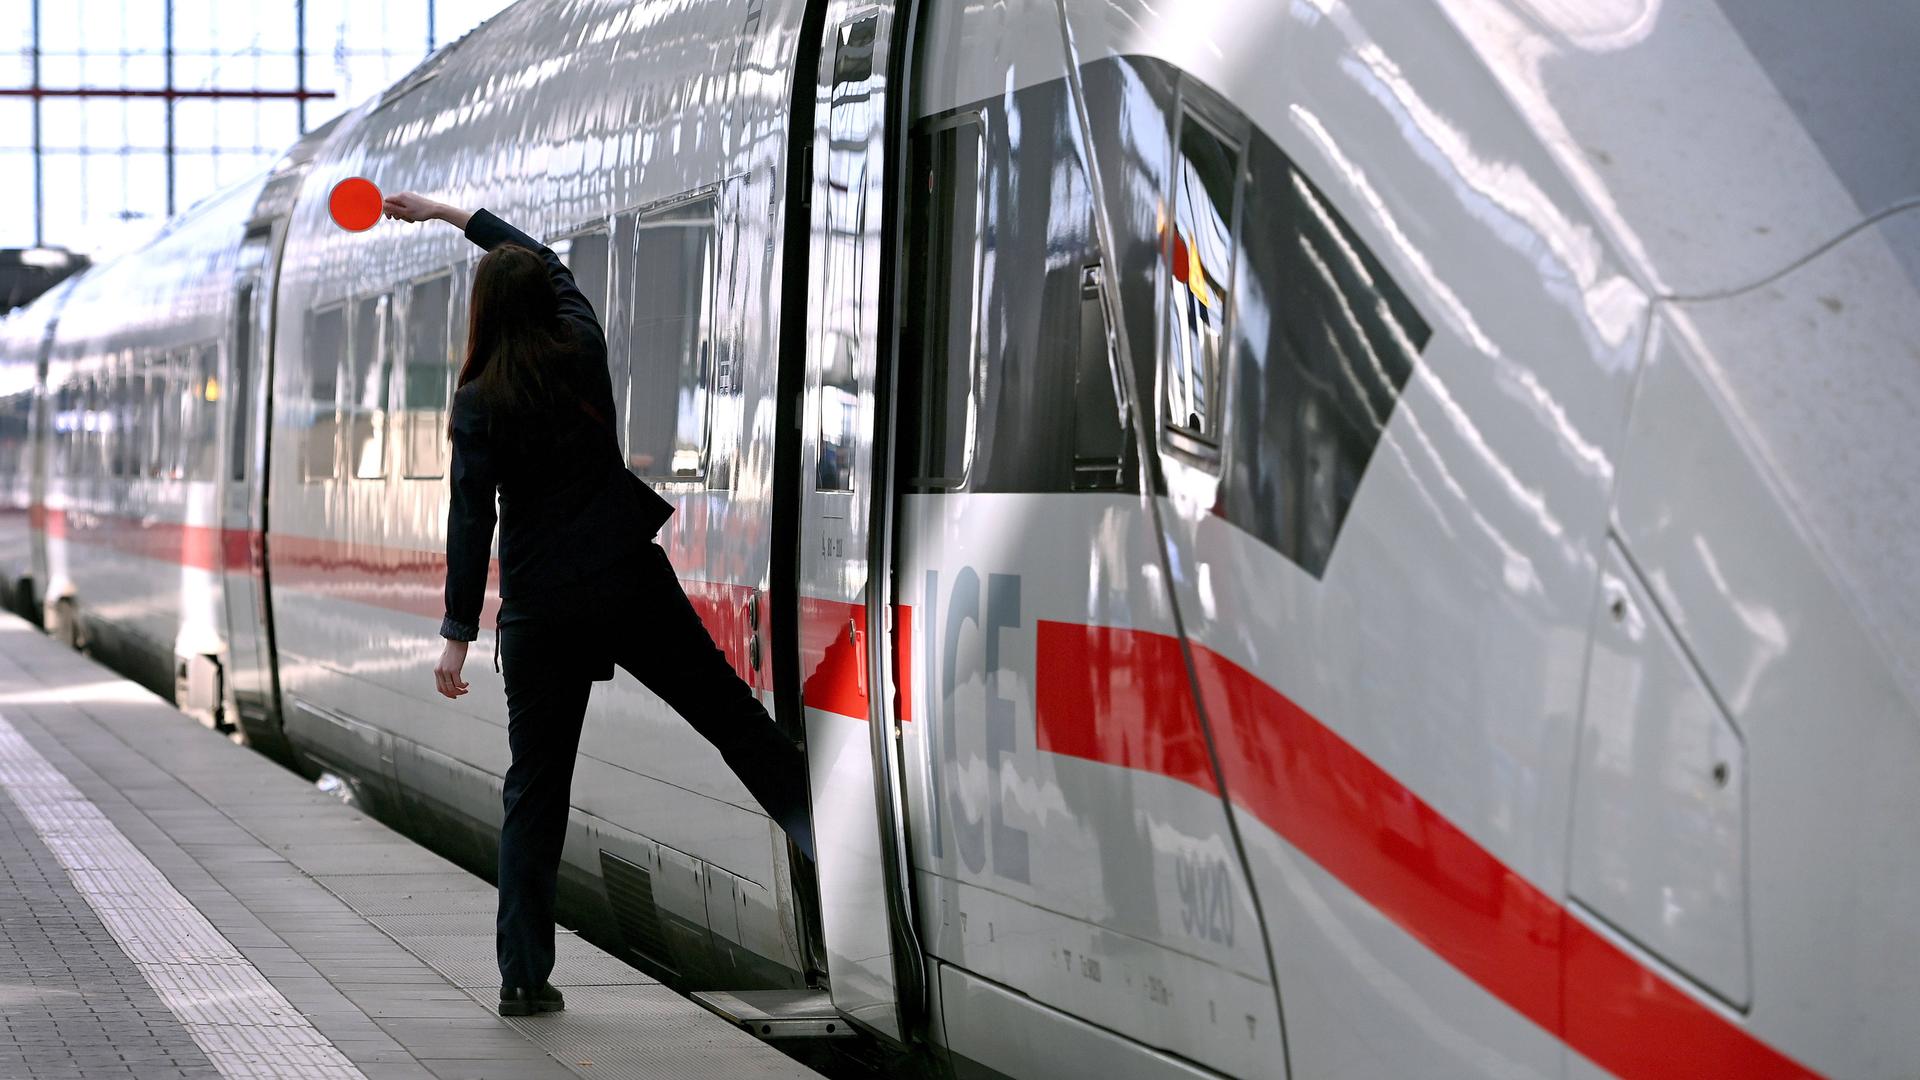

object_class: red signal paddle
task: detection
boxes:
[329,177,382,232]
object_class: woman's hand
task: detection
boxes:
[434,639,471,699]
[382,192,473,229]
[381,191,443,223]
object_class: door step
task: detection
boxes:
[691,989,856,1039]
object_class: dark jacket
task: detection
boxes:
[438,208,674,642]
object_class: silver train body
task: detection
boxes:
[1,0,1915,1076]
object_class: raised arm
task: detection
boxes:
[381,192,603,347]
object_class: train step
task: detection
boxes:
[693,989,858,1039]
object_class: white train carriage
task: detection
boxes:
[15,176,274,713]
[0,0,1914,1077]
[0,278,76,619]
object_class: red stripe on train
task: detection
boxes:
[795,598,913,722]
[1034,621,1817,1080]
[1034,620,1217,794]
[31,506,215,568]
[31,503,897,720]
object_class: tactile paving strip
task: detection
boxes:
[0,712,367,1080]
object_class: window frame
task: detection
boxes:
[190,342,219,480]
[229,285,255,484]
[618,187,721,484]
[1156,84,1248,469]
[907,110,988,492]
[348,292,394,481]
[145,350,173,480]
[548,221,613,324]
[401,270,457,480]
[303,301,347,483]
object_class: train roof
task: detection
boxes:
[48,171,272,362]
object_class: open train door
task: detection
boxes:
[789,0,923,1043]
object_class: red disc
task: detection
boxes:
[329,177,382,232]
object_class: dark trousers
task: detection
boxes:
[494,542,810,990]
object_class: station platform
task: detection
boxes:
[0,612,825,1080]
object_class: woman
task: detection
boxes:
[380,191,812,1017]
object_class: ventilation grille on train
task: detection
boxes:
[599,850,674,975]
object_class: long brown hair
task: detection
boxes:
[452,242,583,439]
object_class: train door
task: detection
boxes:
[792,0,917,1041]
[219,229,283,746]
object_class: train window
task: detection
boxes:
[303,305,345,481]
[81,375,95,475]
[554,229,610,324]
[166,355,183,479]
[191,344,218,478]
[176,352,195,479]
[117,362,133,478]
[69,374,84,476]
[909,116,983,489]
[229,286,253,482]
[146,355,171,479]
[622,195,714,479]
[0,394,21,479]
[103,364,120,478]
[16,389,35,478]
[6,392,22,479]
[1220,132,1429,578]
[81,375,97,475]
[403,274,453,479]
[47,383,71,477]
[1160,103,1241,456]
[171,351,195,480]
[70,377,87,476]
[163,353,184,479]
[110,361,132,478]
[91,371,108,476]
[1072,265,1129,490]
[348,295,392,479]
[132,360,149,478]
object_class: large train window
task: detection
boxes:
[110,358,135,478]
[303,305,345,481]
[166,351,193,480]
[1160,98,1242,460]
[1072,264,1129,490]
[172,355,187,479]
[135,358,153,477]
[83,372,100,476]
[85,372,102,476]
[229,286,253,482]
[146,354,173,479]
[173,351,194,479]
[190,344,218,478]
[907,114,983,489]
[348,295,392,479]
[47,382,72,477]
[403,274,453,479]
[0,392,25,480]
[1219,117,1428,578]
[621,194,714,479]
[906,91,1126,495]
[554,228,610,324]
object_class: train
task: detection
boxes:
[3,0,1916,1076]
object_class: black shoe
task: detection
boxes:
[498,983,564,1016]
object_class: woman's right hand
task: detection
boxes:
[381,191,445,224]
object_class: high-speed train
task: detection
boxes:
[3,0,1916,1076]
